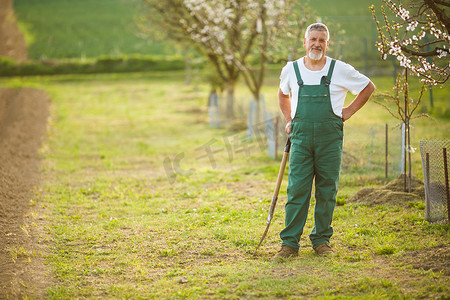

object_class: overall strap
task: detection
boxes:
[321,59,336,86]
[292,61,304,87]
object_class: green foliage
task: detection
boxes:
[336,194,348,206]
[0,55,185,76]
[375,244,397,255]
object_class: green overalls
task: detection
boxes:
[280,59,343,251]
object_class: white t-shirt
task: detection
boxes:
[279,56,370,118]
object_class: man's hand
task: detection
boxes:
[341,107,352,122]
[285,120,292,135]
[341,81,375,122]
[278,89,292,134]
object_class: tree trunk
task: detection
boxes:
[403,123,407,192]
[254,94,263,128]
[407,120,412,193]
[404,68,410,193]
[184,50,191,85]
[226,81,235,120]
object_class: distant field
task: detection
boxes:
[14,0,174,59]
[14,0,388,61]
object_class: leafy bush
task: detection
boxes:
[0,55,186,77]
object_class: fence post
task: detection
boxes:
[443,148,449,223]
[366,127,374,173]
[425,153,430,221]
[429,86,434,108]
[385,124,388,179]
[274,116,279,160]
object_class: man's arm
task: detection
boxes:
[278,88,292,134]
[342,81,375,122]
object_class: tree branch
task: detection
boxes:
[400,45,448,57]
[424,0,450,31]
[433,0,450,7]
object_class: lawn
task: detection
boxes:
[2,71,449,298]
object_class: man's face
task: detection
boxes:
[303,30,329,61]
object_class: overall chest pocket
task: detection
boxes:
[298,84,329,103]
[300,94,329,103]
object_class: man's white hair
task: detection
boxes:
[304,23,330,41]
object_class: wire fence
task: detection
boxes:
[420,139,450,223]
[340,122,405,179]
[209,95,410,182]
[263,116,406,182]
[207,94,450,224]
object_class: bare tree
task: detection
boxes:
[374,69,429,192]
[370,0,449,85]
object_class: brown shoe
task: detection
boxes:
[273,246,298,261]
[313,243,334,256]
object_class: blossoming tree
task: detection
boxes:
[370,0,449,85]
[139,0,306,121]
[371,0,448,192]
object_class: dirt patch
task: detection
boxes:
[347,174,425,206]
[0,88,51,298]
[401,244,450,275]
[0,0,28,62]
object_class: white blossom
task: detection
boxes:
[396,4,410,20]
[225,54,234,63]
[373,0,449,84]
[406,20,418,32]
[418,31,426,40]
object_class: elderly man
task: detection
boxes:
[275,23,375,259]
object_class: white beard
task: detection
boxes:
[308,49,323,61]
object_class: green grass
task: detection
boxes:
[14,0,175,59]
[1,71,448,298]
